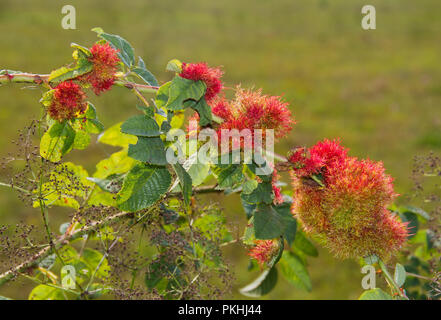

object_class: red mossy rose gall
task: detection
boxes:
[288,138,348,177]
[187,87,294,152]
[248,240,280,268]
[288,139,408,260]
[179,62,223,102]
[217,88,294,138]
[212,87,295,148]
[81,42,120,95]
[47,81,87,121]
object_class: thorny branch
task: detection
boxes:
[0,72,159,93]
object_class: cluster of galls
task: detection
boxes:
[287,139,408,260]
[182,62,295,144]
[182,63,408,264]
[47,43,119,121]
[79,43,120,95]
[213,87,294,141]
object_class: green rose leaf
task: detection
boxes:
[70,42,92,56]
[92,27,135,67]
[116,164,172,212]
[81,248,110,279]
[155,81,171,109]
[187,97,212,126]
[164,76,206,111]
[29,285,64,300]
[253,203,285,240]
[128,136,167,165]
[85,118,104,134]
[239,267,278,297]
[132,56,159,86]
[404,205,430,220]
[93,149,136,179]
[279,251,312,292]
[145,261,165,290]
[213,163,244,190]
[121,115,161,137]
[172,162,192,208]
[273,202,298,246]
[72,126,91,150]
[40,90,54,107]
[293,229,318,257]
[242,179,259,195]
[81,103,104,134]
[185,156,210,187]
[241,198,257,220]
[48,51,93,83]
[85,102,97,119]
[40,121,76,162]
[241,182,273,205]
[359,288,393,300]
[243,216,256,245]
[98,122,137,148]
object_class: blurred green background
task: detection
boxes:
[1,0,440,299]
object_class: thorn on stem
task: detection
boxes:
[5,72,14,81]
[34,75,43,84]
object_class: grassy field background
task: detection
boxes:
[0,0,440,299]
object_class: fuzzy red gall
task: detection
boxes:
[272,185,284,205]
[248,240,279,268]
[213,88,295,143]
[323,210,408,260]
[288,139,347,177]
[232,88,294,139]
[180,62,223,102]
[211,98,233,122]
[289,139,407,260]
[187,88,294,154]
[81,43,120,95]
[48,81,87,121]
